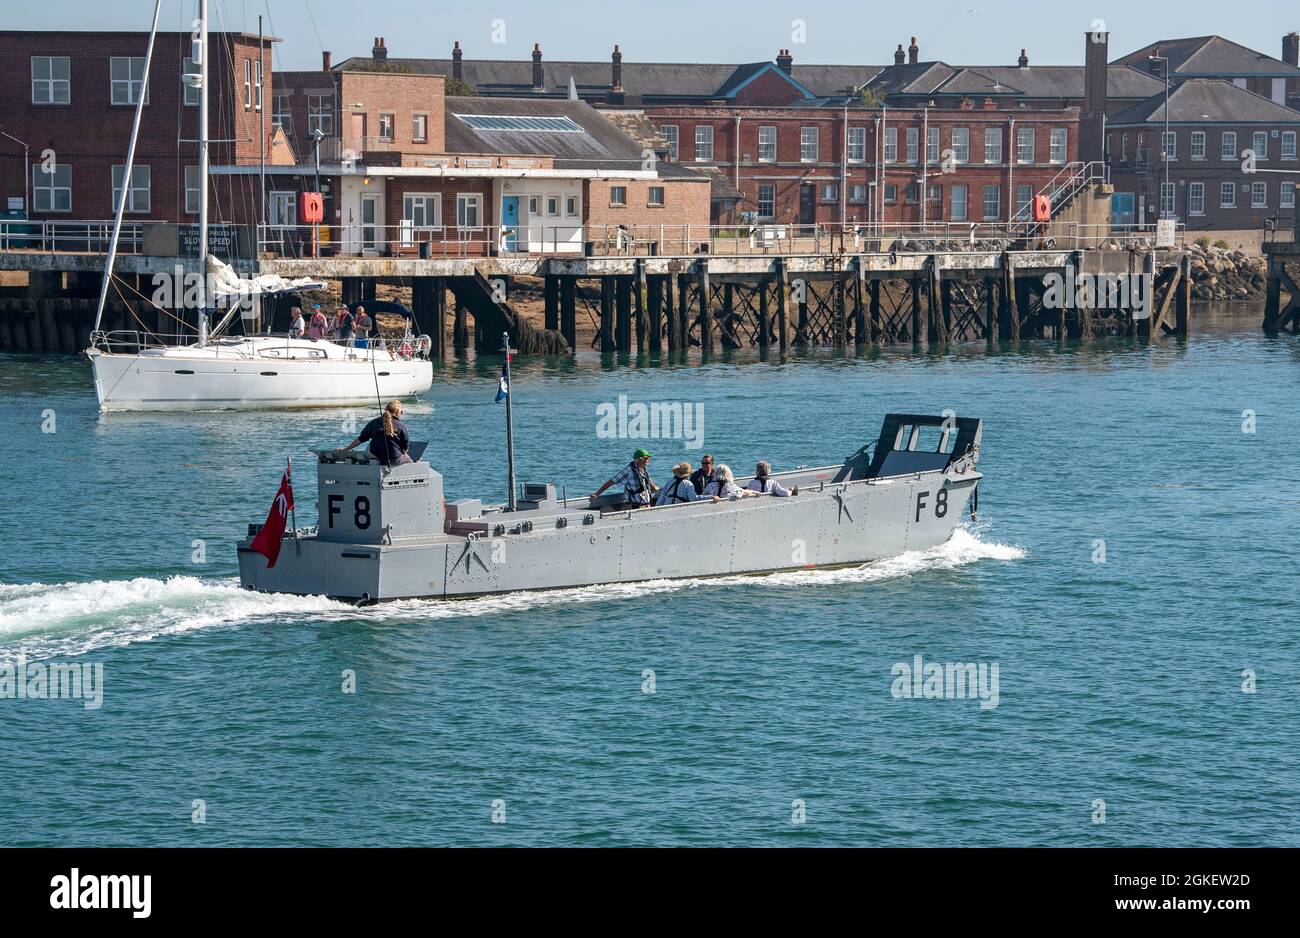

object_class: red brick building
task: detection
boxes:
[0,29,274,222]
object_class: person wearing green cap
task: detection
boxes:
[591,448,658,508]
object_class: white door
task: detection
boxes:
[361,194,379,254]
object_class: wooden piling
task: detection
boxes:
[560,278,576,351]
[775,257,789,350]
[600,276,616,353]
[757,278,770,350]
[544,275,559,331]
[615,275,632,352]
[648,274,663,353]
[634,260,648,354]
[697,267,712,352]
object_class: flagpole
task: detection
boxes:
[502,331,516,512]
[288,456,299,551]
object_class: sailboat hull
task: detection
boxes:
[88,339,433,411]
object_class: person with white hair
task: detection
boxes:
[745,461,794,497]
[702,464,758,502]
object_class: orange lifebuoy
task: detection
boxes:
[1033,194,1051,223]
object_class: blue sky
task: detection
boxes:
[11,0,1298,71]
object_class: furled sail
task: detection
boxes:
[206,255,324,298]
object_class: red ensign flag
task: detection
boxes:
[250,460,294,568]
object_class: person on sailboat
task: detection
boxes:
[353,306,373,350]
[307,305,328,340]
[333,306,355,345]
[288,307,306,338]
[342,401,412,466]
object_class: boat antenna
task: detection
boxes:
[502,331,517,511]
[91,0,162,336]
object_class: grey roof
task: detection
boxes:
[868,61,1163,100]
[1113,35,1300,78]
[1107,78,1300,126]
[335,56,885,99]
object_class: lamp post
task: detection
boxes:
[0,132,29,216]
[1149,53,1171,221]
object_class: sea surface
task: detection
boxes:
[2,303,1297,847]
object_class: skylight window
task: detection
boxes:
[456,114,583,132]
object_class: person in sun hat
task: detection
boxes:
[590,448,658,508]
[655,462,699,506]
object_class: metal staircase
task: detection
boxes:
[1020,161,1109,238]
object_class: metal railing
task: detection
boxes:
[0,219,145,254]
[89,329,430,359]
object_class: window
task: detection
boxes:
[905,183,919,203]
[1050,128,1067,164]
[402,194,441,237]
[982,184,999,220]
[111,57,148,105]
[1016,126,1034,163]
[456,193,482,227]
[925,127,939,164]
[378,113,394,141]
[273,95,292,133]
[905,127,919,164]
[951,184,968,221]
[1282,182,1296,209]
[822,183,839,202]
[801,126,818,162]
[1188,181,1205,215]
[32,56,70,104]
[983,127,1001,163]
[1121,133,1128,162]
[268,191,296,227]
[307,96,333,136]
[884,127,897,163]
[243,59,251,108]
[849,184,866,203]
[1220,181,1236,208]
[1283,131,1296,160]
[952,127,969,163]
[647,187,664,207]
[111,164,150,213]
[456,114,582,132]
[1015,184,1033,221]
[1161,131,1176,161]
[848,126,866,162]
[884,183,898,203]
[546,194,560,216]
[694,125,713,161]
[1160,182,1175,216]
[184,165,201,215]
[758,126,777,162]
[412,113,428,143]
[1221,131,1237,160]
[757,184,775,218]
[33,164,71,212]
[1251,181,1267,208]
[661,125,678,161]
[255,60,263,110]
[527,195,541,215]
[565,194,580,216]
[609,186,627,206]
[1252,131,1268,160]
[1190,131,1206,160]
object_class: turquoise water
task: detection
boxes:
[3,306,1297,847]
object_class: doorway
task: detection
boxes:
[798,184,816,225]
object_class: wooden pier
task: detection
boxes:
[0,247,1190,355]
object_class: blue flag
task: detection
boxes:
[495,363,509,403]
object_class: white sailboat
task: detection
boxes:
[85,0,433,412]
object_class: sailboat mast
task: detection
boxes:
[197,0,210,345]
[90,0,162,335]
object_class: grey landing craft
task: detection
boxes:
[237,414,984,602]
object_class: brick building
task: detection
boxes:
[1108,79,1300,231]
[0,29,274,222]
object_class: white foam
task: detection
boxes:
[0,529,1026,654]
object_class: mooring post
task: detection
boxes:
[721,282,735,347]
[854,259,868,345]
[634,260,648,353]
[648,274,663,353]
[910,277,922,345]
[869,278,881,344]
[795,277,809,347]
[775,256,789,350]
[1175,253,1192,336]
[1263,257,1282,333]
[600,276,616,352]
[697,266,713,351]
[544,274,559,331]
[666,275,679,351]
[927,258,942,345]
[757,277,770,350]
[560,277,576,351]
[984,276,996,342]
[678,273,690,347]
[615,275,632,352]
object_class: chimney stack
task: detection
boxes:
[1018,49,1029,68]
[532,43,543,91]
[1081,30,1109,163]
[908,37,919,65]
[452,41,463,82]
[371,37,387,62]
[612,44,623,90]
[1284,32,1299,67]
[776,48,793,73]
[322,50,331,72]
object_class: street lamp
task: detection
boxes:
[0,131,30,216]
[1148,53,1171,221]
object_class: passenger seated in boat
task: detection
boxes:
[353,306,373,350]
[307,305,328,340]
[288,307,306,338]
[689,454,716,495]
[745,461,794,497]
[341,400,412,466]
[656,462,699,506]
[591,448,657,508]
[703,464,758,502]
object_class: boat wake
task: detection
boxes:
[0,528,1025,659]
